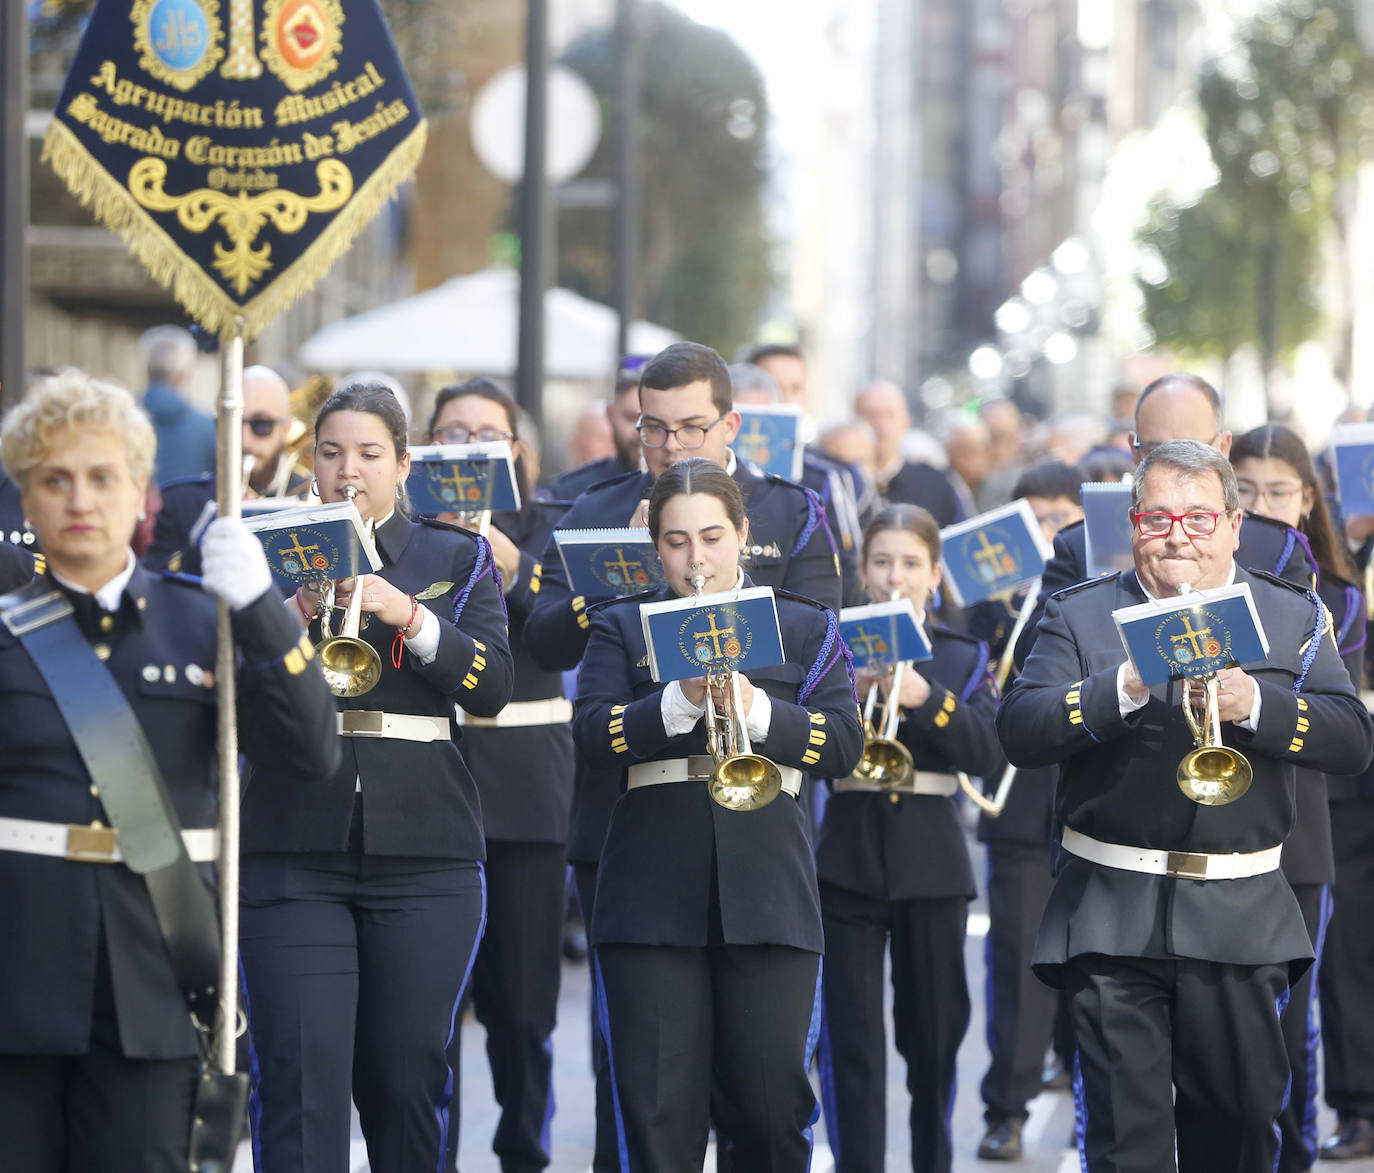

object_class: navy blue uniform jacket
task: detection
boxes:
[541,455,633,503]
[0,570,340,1058]
[459,501,574,843]
[573,584,863,952]
[526,461,843,867]
[997,568,1374,985]
[242,512,514,861]
[816,627,1000,902]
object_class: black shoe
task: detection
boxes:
[1042,1058,1072,1091]
[977,1119,1023,1161]
[1321,1117,1374,1160]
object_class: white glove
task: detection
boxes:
[200,516,274,611]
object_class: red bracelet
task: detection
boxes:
[295,587,313,623]
[390,596,421,669]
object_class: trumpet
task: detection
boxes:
[854,592,916,789]
[314,486,382,697]
[958,577,1041,817]
[1177,673,1252,805]
[1174,583,1252,806]
[692,573,785,811]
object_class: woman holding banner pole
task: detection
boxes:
[573,458,861,1171]
[0,369,337,1171]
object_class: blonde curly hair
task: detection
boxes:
[1,368,157,490]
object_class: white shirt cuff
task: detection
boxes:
[661,679,707,735]
[404,607,441,667]
[746,687,773,743]
[1235,682,1263,731]
[1117,663,1149,717]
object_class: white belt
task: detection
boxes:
[338,711,451,742]
[461,697,573,729]
[0,816,219,864]
[626,756,803,798]
[833,772,959,797]
[1061,827,1282,881]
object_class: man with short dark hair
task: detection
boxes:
[526,339,842,1173]
[999,440,1373,1171]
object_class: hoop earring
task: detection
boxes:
[311,478,320,497]
[395,484,404,501]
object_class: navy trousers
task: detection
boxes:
[239,850,485,1173]
[1320,799,1374,1121]
[447,840,564,1173]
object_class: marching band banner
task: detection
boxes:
[42,0,427,339]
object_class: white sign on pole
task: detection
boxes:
[470,65,602,184]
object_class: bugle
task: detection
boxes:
[692,573,785,811]
[958,576,1041,817]
[313,486,382,697]
[854,591,916,789]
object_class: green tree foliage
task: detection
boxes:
[1138,0,1374,382]
[559,3,775,356]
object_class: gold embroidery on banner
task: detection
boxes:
[260,0,344,93]
[132,0,225,92]
[128,156,352,294]
[221,0,264,79]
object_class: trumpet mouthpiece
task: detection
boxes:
[343,485,358,501]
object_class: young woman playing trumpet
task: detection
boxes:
[815,504,1002,1173]
[573,457,862,1172]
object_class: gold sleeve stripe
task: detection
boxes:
[474,640,487,652]
[572,596,586,612]
[611,704,627,714]
[1290,738,1305,754]
[612,737,628,754]
[809,711,826,725]
[609,720,624,736]
[801,750,821,766]
[1296,717,1310,733]
[934,712,950,728]
[808,729,826,746]
[1297,697,1309,711]
[462,673,479,689]
[1066,679,1084,728]
[942,694,956,713]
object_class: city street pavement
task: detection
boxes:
[232,835,1374,1172]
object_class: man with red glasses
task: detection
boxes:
[998,439,1374,1172]
[1014,373,1313,669]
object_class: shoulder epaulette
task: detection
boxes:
[417,515,481,540]
[762,471,809,493]
[586,588,658,614]
[1251,569,1316,598]
[772,587,833,614]
[1050,571,1122,601]
[159,472,216,491]
[584,469,646,496]
[927,623,983,649]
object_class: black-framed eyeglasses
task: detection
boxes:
[1130,510,1230,538]
[431,425,515,445]
[244,417,285,437]
[637,416,726,450]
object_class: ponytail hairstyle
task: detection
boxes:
[1231,424,1354,582]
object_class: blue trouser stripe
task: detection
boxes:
[1275,985,1294,1173]
[590,949,632,1173]
[436,863,487,1173]
[815,995,840,1165]
[802,958,824,1170]
[1301,885,1334,1164]
[240,953,265,1173]
[1072,1049,1089,1173]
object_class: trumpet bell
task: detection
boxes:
[1176,745,1253,806]
[317,635,382,697]
[709,755,784,812]
[854,738,914,790]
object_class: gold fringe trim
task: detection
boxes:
[41,117,428,341]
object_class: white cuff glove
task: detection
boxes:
[201,516,274,611]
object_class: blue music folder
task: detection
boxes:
[839,599,933,669]
[1082,481,1135,577]
[1113,583,1269,687]
[406,441,521,516]
[731,404,805,481]
[640,586,785,683]
[554,528,666,600]
[939,499,1053,608]
[1329,423,1374,517]
[242,500,381,591]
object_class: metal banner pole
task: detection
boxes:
[213,321,245,1073]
